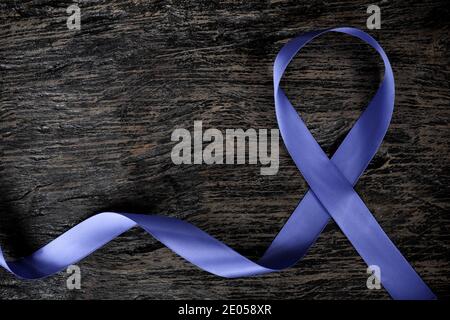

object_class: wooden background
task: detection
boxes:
[0,0,448,299]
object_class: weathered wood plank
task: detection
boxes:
[0,0,448,299]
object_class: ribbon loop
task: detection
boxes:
[272,27,434,300]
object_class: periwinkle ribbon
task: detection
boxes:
[0,27,435,300]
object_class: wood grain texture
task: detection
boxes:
[0,0,449,299]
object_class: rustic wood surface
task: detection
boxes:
[0,0,449,299]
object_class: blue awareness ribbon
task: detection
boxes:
[0,27,435,300]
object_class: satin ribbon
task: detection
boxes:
[0,27,435,300]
